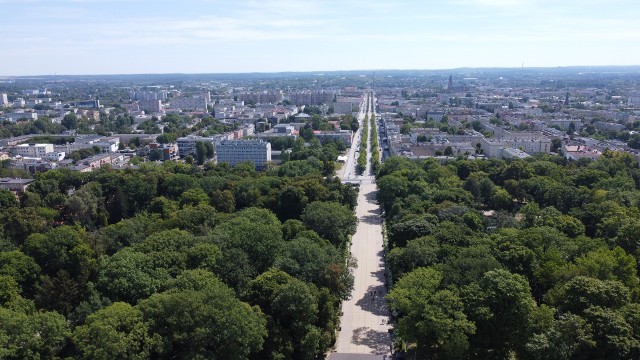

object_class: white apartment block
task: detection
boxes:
[138,99,163,113]
[480,136,551,158]
[333,102,356,115]
[168,95,209,111]
[13,98,25,107]
[216,139,271,169]
[53,136,120,154]
[15,143,54,157]
[4,112,38,121]
[0,93,8,106]
[130,91,168,101]
[176,135,216,157]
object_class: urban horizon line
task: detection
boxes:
[3,64,640,78]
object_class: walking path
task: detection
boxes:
[331,93,391,360]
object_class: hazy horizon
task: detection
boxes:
[3,64,640,78]
[1,0,639,76]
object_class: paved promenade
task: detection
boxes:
[331,93,391,360]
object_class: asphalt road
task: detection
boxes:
[331,94,391,359]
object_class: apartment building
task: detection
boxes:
[167,95,209,111]
[15,143,54,157]
[4,111,38,121]
[480,136,551,158]
[237,91,283,104]
[216,139,271,169]
[176,135,216,157]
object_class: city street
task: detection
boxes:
[340,95,367,181]
[332,94,391,359]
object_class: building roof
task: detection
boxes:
[0,177,35,184]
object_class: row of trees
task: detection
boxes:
[370,113,380,173]
[0,153,359,358]
[378,153,640,359]
[357,111,369,175]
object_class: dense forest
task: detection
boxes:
[378,152,640,359]
[0,140,358,359]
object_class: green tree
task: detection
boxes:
[387,267,475,359]
[195,141,207,165]
[62,113,78,130]
[247,269,322,359]
[0,250,40,295]
[211,208,284,289]
[137,270,267,359]
[444,146,454,156]
[552,276,630,315]
[97,248,170,303]
[73,302,161,360]
[178,188,209,208]
[0,189,18,209]
[0,306,70,359]
[463,269,536,358]
[526,313,595,360]
[300,202,357,247]
[1,207,52,246]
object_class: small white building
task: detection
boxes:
[563,144,602,161]
[43,152,66,161]
[15,143,54,157]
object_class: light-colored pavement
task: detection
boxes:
[332,93,391,359]
[340,95,367,181]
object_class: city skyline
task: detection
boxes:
[1,0,639,76]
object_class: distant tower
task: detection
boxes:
[448,75,453,91]
[564,91,570,106]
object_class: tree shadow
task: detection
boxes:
[360,214,382,225]
[355,284,389,316]
[370,268,386,283]
[351,326,392,355]
[365,191,378,203]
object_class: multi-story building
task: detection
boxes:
[176,135,216,157]
[548,119,582,131]
[138,99,163,113]
[480,136,551,158]
[333,102,356,115]
[216,139,271,169]
[168,95,208,111]
[0,93,8,106]
[52,135,120,154]
[0,178,35,194]
[75,100,101,108]
[4,112,38,121]
[237,91,283,104]
[315,130,353,147]
[289,90,336,106]
[149,142,178,161]
[130,90,168,101]
[15,143,54,157]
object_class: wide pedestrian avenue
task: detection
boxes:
[331,94,392,360]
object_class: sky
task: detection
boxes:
[1,0,639,75]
